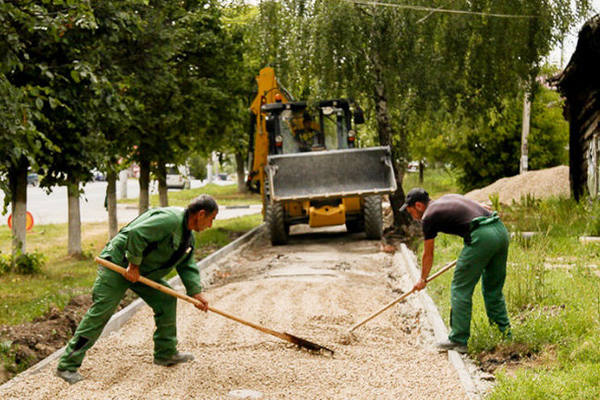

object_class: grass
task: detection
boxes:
[406,170,600,399]
[403,167,462,198]
[118,183,262,207]
[0,223,107,326]
[0,213,262,326]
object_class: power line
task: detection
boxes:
[345,0,538,19]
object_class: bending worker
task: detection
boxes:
[56,195,218,384]
[400,188,511,353]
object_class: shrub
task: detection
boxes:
[0,253,11,275]
[0,251,46,276]
[13,251,46,274]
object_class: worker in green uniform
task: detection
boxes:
[56,195,218,384]
[400,188,511,353]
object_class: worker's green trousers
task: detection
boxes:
[57,267,177,372]
[448,213,511,345]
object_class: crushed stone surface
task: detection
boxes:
[465,165,569,204]
[1,231,466,399]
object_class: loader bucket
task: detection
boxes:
[266,146,397,201]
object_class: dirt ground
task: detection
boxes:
[0,294,136,381]
[1,228,467,399]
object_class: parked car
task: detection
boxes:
[27,173,38,186]
[92,169,106,181]
[166,164,191,189]
[407,161,419,173]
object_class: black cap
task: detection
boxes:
[399,188,430,211]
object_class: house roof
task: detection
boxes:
[555,14,600,97]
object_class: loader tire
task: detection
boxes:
[266,201,288,245]
[364,195,383,240]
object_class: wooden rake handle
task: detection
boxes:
[95,257,293,343]
[349,259,457,332]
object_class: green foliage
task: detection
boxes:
[255,1,591,229]
[490,363,600,400]
[452,84,570,191]
[502,196,599,237]
[489,193,501,212]
[403,167,460,198]
[0,250,46,276]
[188,154,208,180]
[12,251,45,275]
[0,253,10,275]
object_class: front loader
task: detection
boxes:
[247,68,396,245]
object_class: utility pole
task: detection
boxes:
[520,90,531,174]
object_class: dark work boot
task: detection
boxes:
[56,368,84,384]
[435,340,468,354]
[153,351,194,366]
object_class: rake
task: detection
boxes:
[349,259,457,332]
[95,257,334,356]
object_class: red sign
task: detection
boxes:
[7,211,35,231]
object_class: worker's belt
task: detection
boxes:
[465,212,500,244]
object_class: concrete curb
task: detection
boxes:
[397,244,482,400]
[0,224,265,389]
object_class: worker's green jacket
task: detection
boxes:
[99,207,202,296]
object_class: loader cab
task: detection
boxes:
[262,101,324,154]
[318,99,363,150]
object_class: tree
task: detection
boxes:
[218,1,263,192]
[90,1,144,238]
[18,1,134,256]
[0,76,38,257]
[253,0,593,225]
[122,0,233,213]
[451,83,570,191]
[0,0,95,257]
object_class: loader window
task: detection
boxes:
[321,106,349,150]
[281,110,322,153]
[280,110,303,154]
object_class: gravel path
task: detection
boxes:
[1,231,466,399]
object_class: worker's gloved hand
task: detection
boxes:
[124,263,140,282]
[193,293,209,312]
[413,278,427,292]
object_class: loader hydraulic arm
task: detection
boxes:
[247,67,291,197]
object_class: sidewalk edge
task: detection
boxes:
[397,243,482,400]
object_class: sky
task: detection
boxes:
[547,0,600,68]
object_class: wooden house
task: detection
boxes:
[555,15,600,200]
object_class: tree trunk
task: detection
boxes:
[67,182,82,256]
[9,159,28,258]
[371,59,411,229]
[235,151,247,192]
[418,160,424,184]
[119,169,128,199]
[157,161,168,207]
[138,159,150,214]
[107,170,118,239]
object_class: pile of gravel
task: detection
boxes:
[465,165,570,204]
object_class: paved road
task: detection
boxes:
[0,179,260,226]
